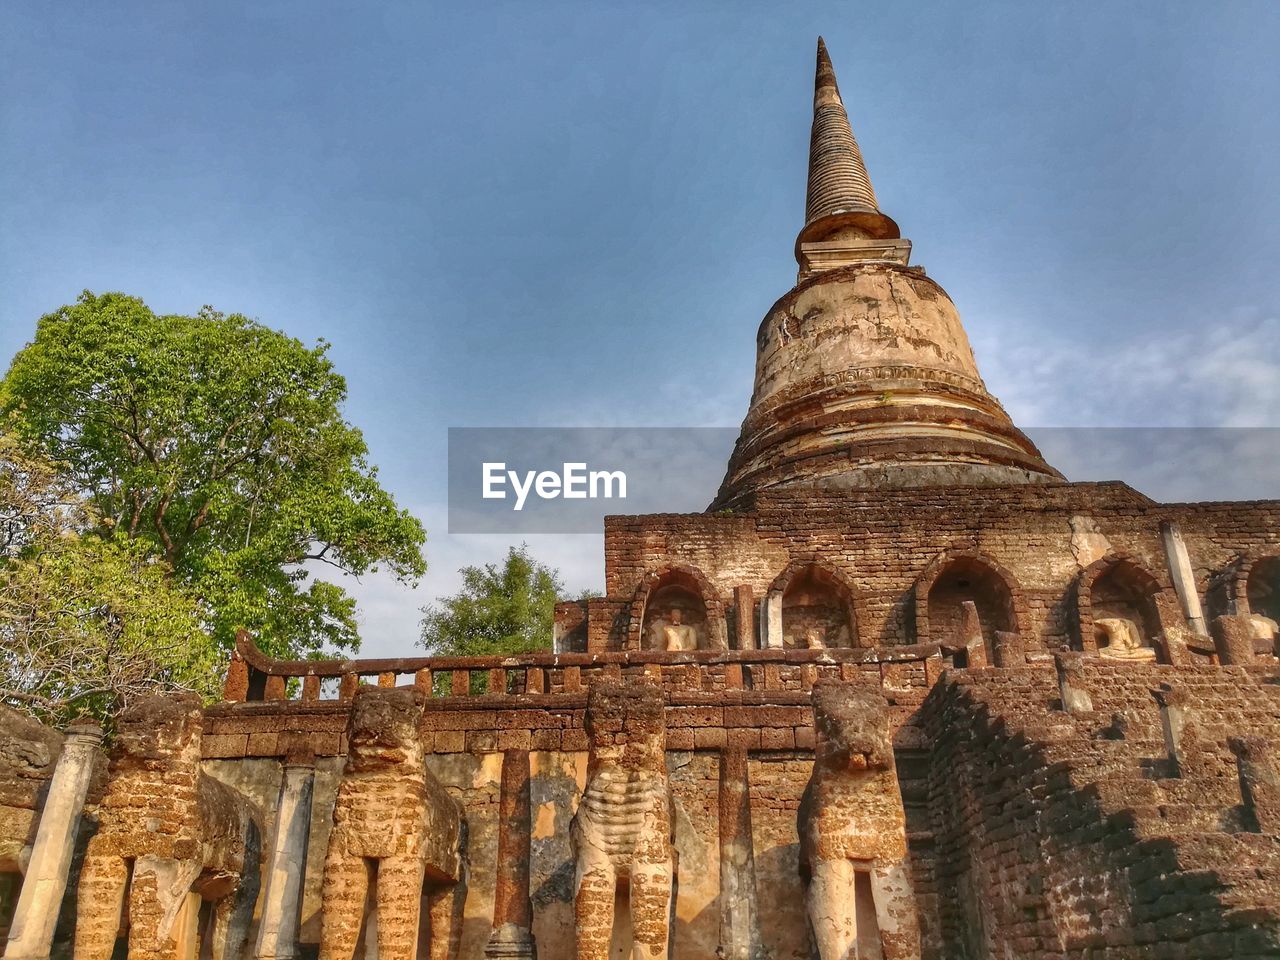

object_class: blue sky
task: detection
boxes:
[3,2,1279,656]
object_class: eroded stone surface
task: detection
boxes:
[713,262,1060,506]
[74,694,261,960]
[319,686,466,960]
[799,680,921,960]
[570,679,675,960]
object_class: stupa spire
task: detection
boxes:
[797,38,900,262]
[711,39,1059,508]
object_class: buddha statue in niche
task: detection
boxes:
[1248,614,1279,657]
[662,608,698,652]
[805,626,827,650]
[1248,614,1278,641]
[1096,617,1156,661]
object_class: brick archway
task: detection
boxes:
[913,548,1030,650]
[627,561,727,651]
[765,559,862,648]
[1225,550,1280,622]
[1075,552,1184,658]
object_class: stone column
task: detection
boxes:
[992,631,1025,668]
[1154,687,1190,776]
[5,720,103,960]
[1212,614,1256,665]
[1054,653,1093,714]
[763,592,784,650]
[173,890,203,960]
[717,746,767,960]
[485,750,537,959]
[255,745,316,959]
[1161,521,1207,635]
[959,600,987,668]
[734,586,756,650]
[1229,736,1280,833]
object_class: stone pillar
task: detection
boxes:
[717,746,767,960]
[224,648,250,702]
[485,750,536,959]
[734,586,756,650]
[1157,630,1189,667]
[763,592,784,650]
[1154,687,1190,776]
[5,720,103,960]
[255,745,316,959]
[173,890,203,960]
[1229,736,1280,833]
[1160,521,1207,635]
[1212,614,1256,665]
[1054,653,1093,714]
[992,631,1025,668]
[959,600,987,668]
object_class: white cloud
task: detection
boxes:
[975,310,1280,501]
[337,370,744,660]
[977,312,1280,428]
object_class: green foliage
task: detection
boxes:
[1,291,426,658]
[0,432,87,557]
[0,535,217,726]
[419,545,563,658]
[0,435,216,725]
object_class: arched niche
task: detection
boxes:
[1204,564,1236,622]
[629,563,726,651]
[1076,553,1181,660]
[914,551,1025,658]
[1245,554,1280,624]
[767,562,858,649]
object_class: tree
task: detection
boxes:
[0,536,217,726]
[0,432,87,558]
[419,545,563,659]
[1,292,427,657]
[0,436,216,725]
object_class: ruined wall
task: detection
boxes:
[187,673,936,959]
[0,707,63,874]
[10,481,1279,959]
[189,649,1280,960]
[16,653,1280,958]
[918,661,1280,959]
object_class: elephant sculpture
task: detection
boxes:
[799,679,921,960]
[319,685,467,960]
[75,694,262,960]
[571,678,675,960]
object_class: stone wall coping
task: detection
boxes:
[230,629,949,679]
[205,686,924,722]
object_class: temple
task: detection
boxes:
[4,38,1280,960]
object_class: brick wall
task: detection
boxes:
[917,661,1280,959]
[598,482,1280,653]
